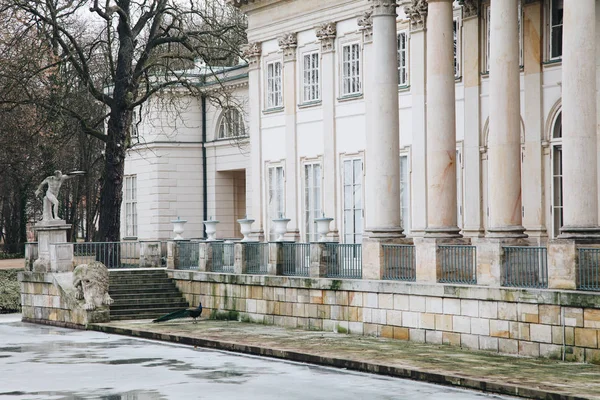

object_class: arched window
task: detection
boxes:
[218,108,245,139]
[551,111,563,238]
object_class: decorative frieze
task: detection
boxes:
[368,0,398,16]
[459,0,479,19]
[404,0,428,31]
[316,22,337,53]
[277,32,298,62]
[242,42,262,69]
[357,10,373,42]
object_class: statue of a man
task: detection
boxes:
[35,170,82,221]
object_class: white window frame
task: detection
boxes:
[217,108,245,139]
[456,144,464,230]
[550,111,563,238]
[546,0,563,61]
[301,50,320,103]
[397,30,409,87]
[303,161,322,242]
[266,60,283,109]
[124,175,137,238]
[266,164,285,241]
[341,156,364,244]
[399,151,411,234]
[340,41,362,97]
[483,1,523,73]
[453,15,462,78]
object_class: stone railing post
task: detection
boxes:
[310,242,328,278]
[139,241,161,268]
[547,240,577,290]
[49,243,74,272]
[166,241,177,269]
[414,237,470,283]
[234,243,248,275]
[268,242,283,275]
[24,242,38,271]
[199,242,213,272]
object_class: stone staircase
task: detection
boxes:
[108,269,189,321]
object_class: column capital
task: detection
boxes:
[458,0,479,19]
[368,0,398,16]
[316,22,337,53]
[278,32,297,62]
[404,0,428,31]
[357,10,373,42]
[242,42,262,69]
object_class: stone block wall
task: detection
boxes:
[170,270,600,363]
[19,271,109,327]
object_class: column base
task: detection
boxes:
[471,237,528,286]
[362,235,413,280]
[424,227,462,238]
[558,226,600,239]
[486,226,527,239]
[364,227,405,239]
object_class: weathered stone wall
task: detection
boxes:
[19,271,109,327]
[170,270,600,363]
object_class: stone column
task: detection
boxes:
[405,0,428,236]
[560,0,600,238]
[460,0,484,238]
[487,0,526,238]
[317,23,339,241]
[362,0,408,280]
[244,43,265,241]
[425,0,460,238]
[279,33,301,241]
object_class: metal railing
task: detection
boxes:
[578,248,600,291]
[325,243,362,279]
[245,242,269,274]
[502,246,548,289]
[281,243,310,277]
[211,242,235,273]
[382,244,416,281]
[73,241,144,269]
[176,241,199,270]
[438,245,477,284]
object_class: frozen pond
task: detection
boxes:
[0,315,515,400]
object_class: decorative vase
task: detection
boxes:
[272,218,291,242]
[203,219,220,241]
[237,218,255,242]
[315,217,334,242]
[171,217,187,240]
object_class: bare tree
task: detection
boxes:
[1,0,247,241]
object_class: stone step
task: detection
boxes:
[109,269,168,276]
[109,283,178,291]
[109,277,175,285]
[110,301,189,311]
[110,306,189,318]
[109,292,184,301]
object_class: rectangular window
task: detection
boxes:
[453,17,461,78]
[125,175,137,237]
[304,163,322,242]
[397,31,409,86]
[456,148,463,229]
[484,2,523,72]
[549,0,563,60]
[267,166,285,241]
[266,61,283,109]
[343,158,363,244]
[400,154,410,233]
[302,52,320,102]
[341,43,361,96]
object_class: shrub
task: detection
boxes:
[0,270,22,313]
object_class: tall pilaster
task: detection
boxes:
[364,0,403,239]
[405,0,428,236]
[278,33,300,241]
[425,0,460,237]
[460,0,484,238]
[487,0,526,238]
[244,42,264,241]
[317,23,339,241]
[560,0,599,237]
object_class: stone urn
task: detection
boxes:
[171,217,187,240]
[315,217,334,242]
[204,219,220,241]
[237,218,255,242]
[272,217,291,242]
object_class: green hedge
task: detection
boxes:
[0,269,22,313]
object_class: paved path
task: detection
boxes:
[90,319,600,400]
[0,258,24,270]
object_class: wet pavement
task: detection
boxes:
[0,315,514,400]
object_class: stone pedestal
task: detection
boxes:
[362,236,414,280]
[33,220,71,272]
[547,239,578,290]
[140,241,162,268]
[49,243,74,272]
[268,242,283,276]
[414,237,471,283]
[234,243,249,275]
[310,242,328,278]
[199,242,212,272]
[472,237,528,286]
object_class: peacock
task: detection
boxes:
[152,302,203,324]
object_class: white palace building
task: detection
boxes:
[123,0,599,288]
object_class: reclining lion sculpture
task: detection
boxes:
[73,261,114,310]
